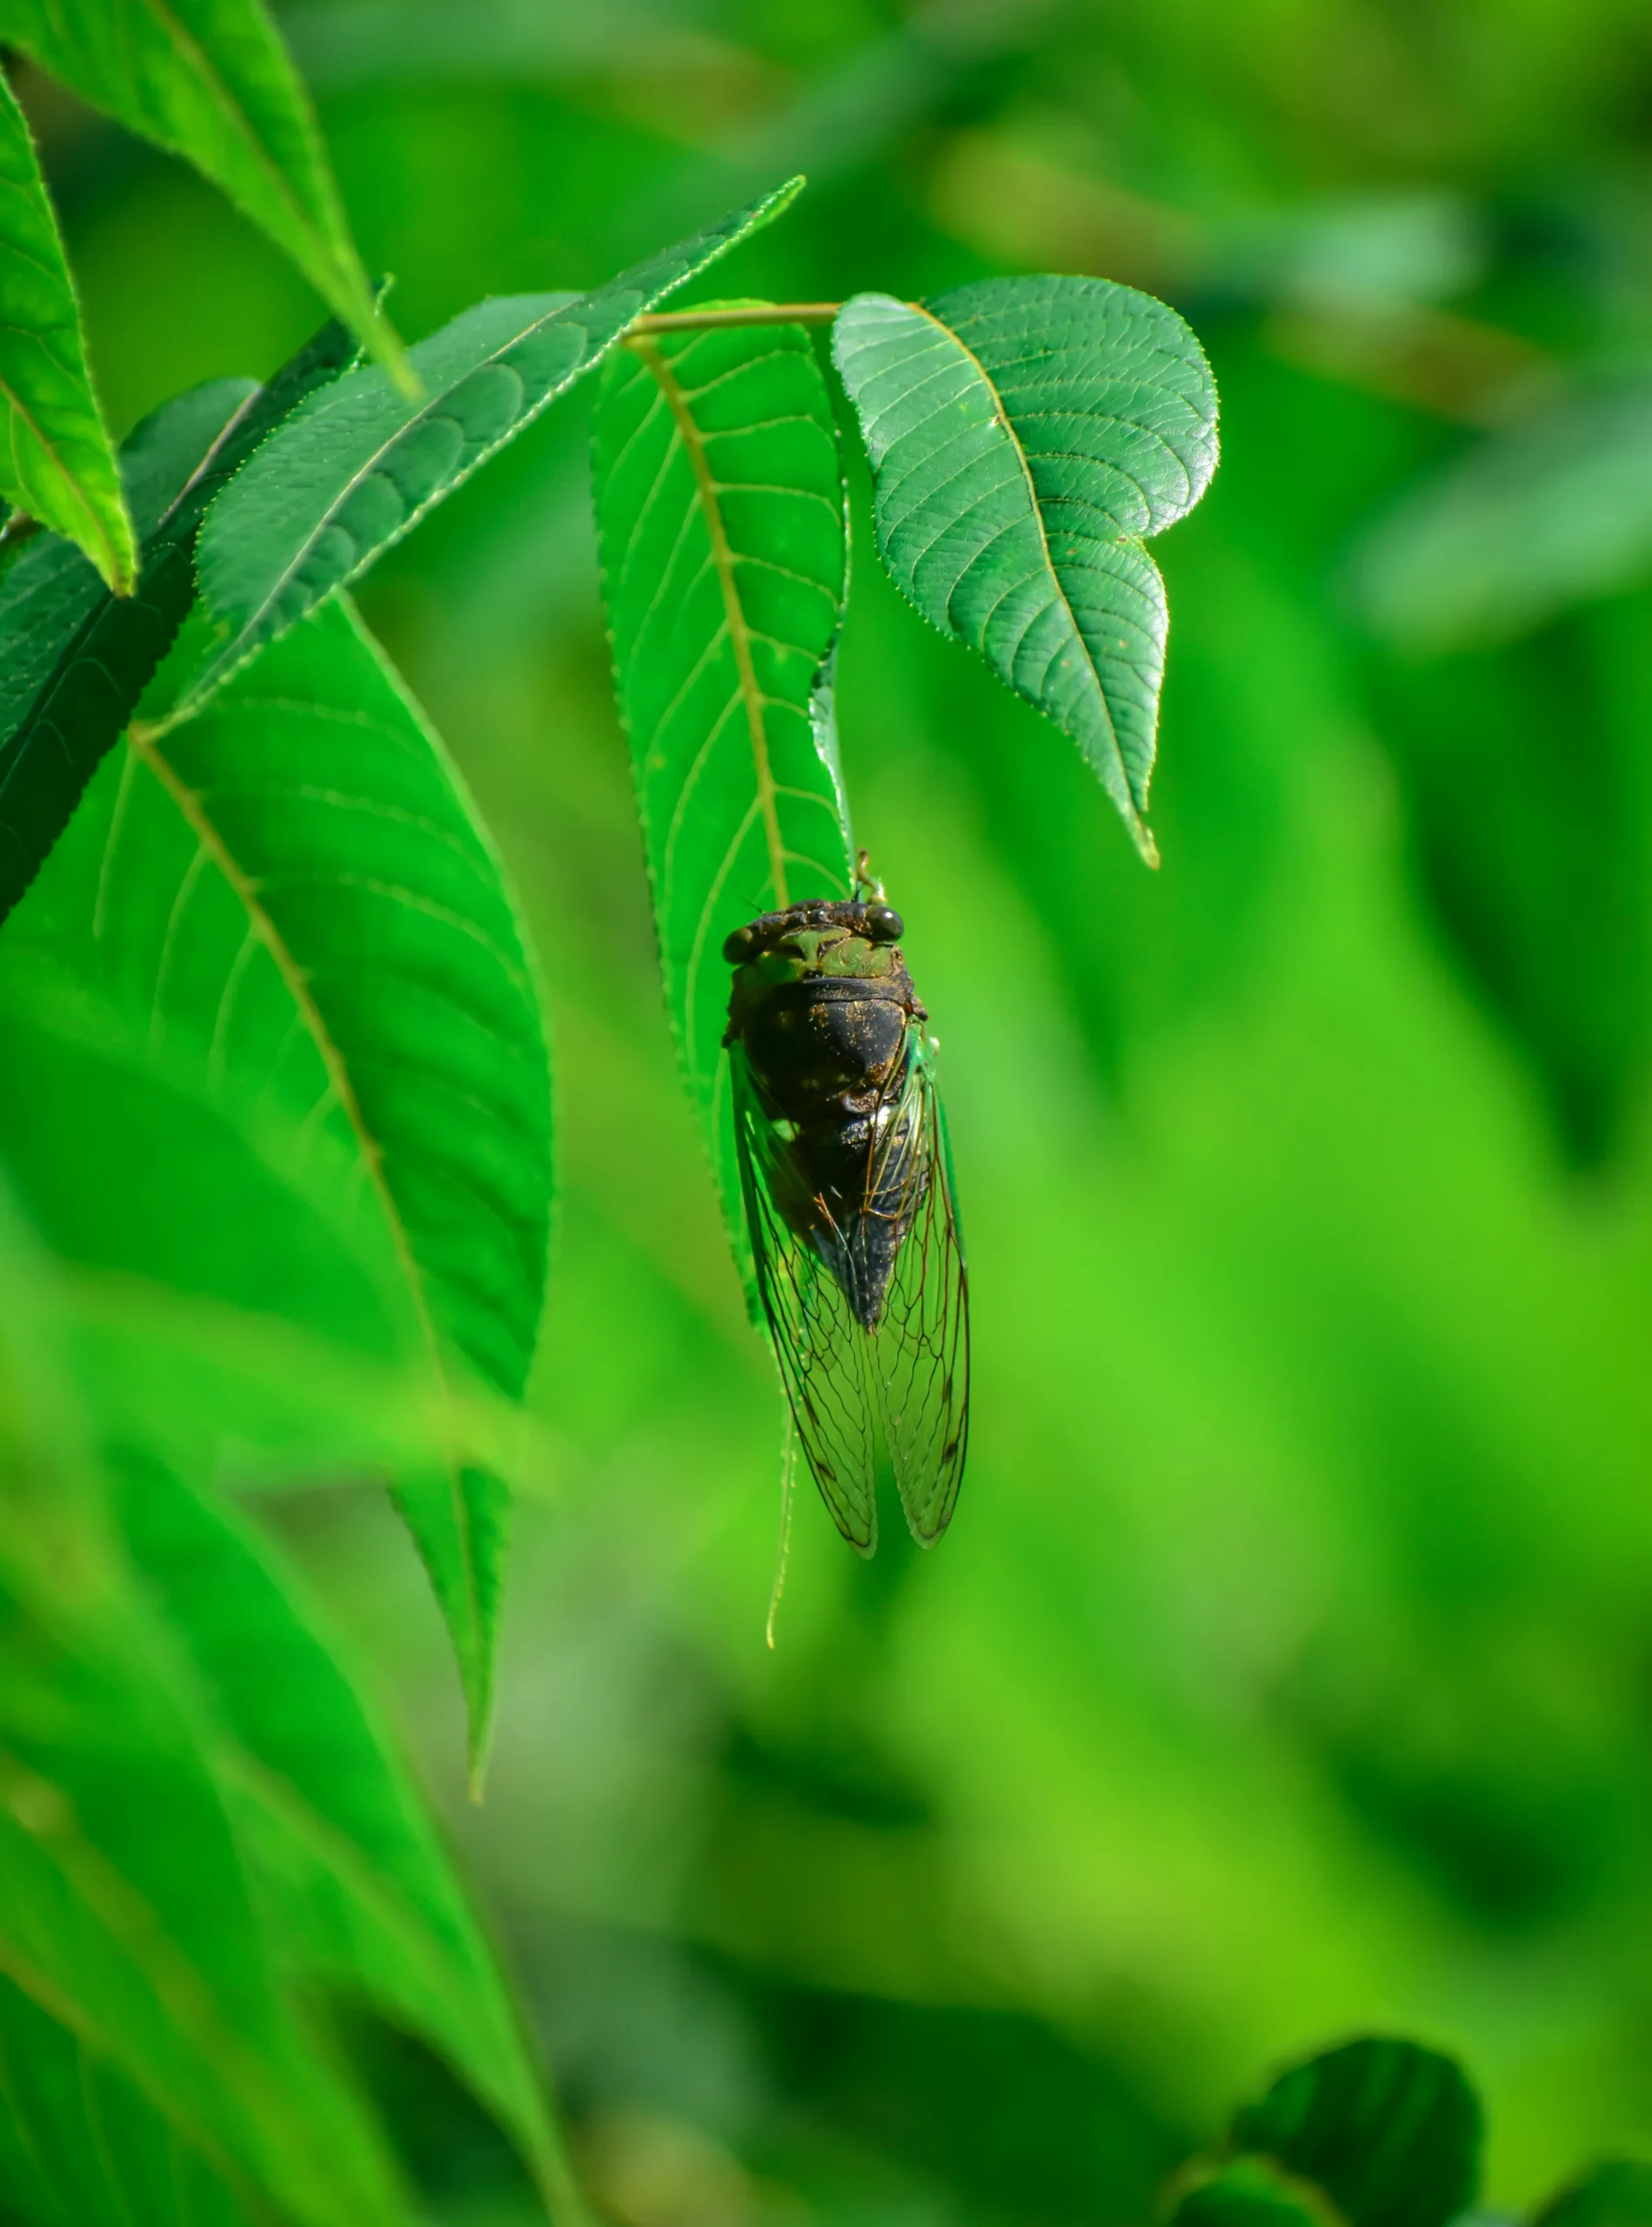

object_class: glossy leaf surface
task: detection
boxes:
[594,311,851,1278]
[0,598,552,1757]
[190,179,805,712]
[0,0,393,371]
[0,312,361,926]
[833,276,1218,861]
[0,74,133,592]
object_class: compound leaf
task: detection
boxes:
[593,310,851,1292]
[0,0,397,373]
[189,178,806,713]
[0,312,362,927]
[832,276,1218,863]
[0,73,133,592]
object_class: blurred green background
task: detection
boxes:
[32,0,1652,2217]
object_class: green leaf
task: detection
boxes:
[1227,2036,1481,2227]
[0,74,134,592]
[0,0,398,376]
[1171,2157,1341,2227]
[1347,379,1652,650]
[0,1195,411,2227]
[832,276,1219,864]
[187,177,806,714]
[1535,2163,1652,2227]
[0,1976,256,2225]
[0,311,363,926]
[0,598,553,1762]
[110,1452,581,2219]
[593,310,852,1292]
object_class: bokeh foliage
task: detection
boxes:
[12,0,1652,2218]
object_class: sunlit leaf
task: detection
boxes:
[0,597,553,1762]
[0,75,133,592]
[832,276,1218,863]
[593,309,851,1290]
[112,1453,579,2217]
[189,178,806,715]
[0,1194,410,2227]
[0,313,361,926]
[0,0,398,374]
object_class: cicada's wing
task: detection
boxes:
[869,1033,970,1545]
[730,1045,880,1554]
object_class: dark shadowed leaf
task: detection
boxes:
[832,276,1218,862]
[1229,2036,1480,2227]
[1171,2157,1338,2227]
[593,310,852,1292]
[0,313,361,926]
[189,179,806,713]
[1535,2163,1652,2227]
[0,74,133,591]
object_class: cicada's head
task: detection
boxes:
[721,898,916,1046]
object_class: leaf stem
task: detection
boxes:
[628,302,844,335]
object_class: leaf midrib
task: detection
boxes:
[913,303,1158,863]
[123,721,486,1662]
[630,332,790,906]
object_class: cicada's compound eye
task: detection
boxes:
[723,923,758,965]
[864,905,904,944]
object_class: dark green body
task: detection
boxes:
[724,899,926,1328]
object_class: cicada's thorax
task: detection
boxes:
[724,899,927,1328]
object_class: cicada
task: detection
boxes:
[722,883,968,1553]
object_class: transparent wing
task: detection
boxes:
[869,1034,970,1545]
[730,1045,880,1554]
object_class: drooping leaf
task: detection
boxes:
[0,597,553,1762]
[0,74,134,592]
[0,311,362,926]
[110,1452,580,2218]
[0,0,398,375]
[832,276,1219,863]
[1347,379,1652,650]
[1227,2036,1481,2227]
[593,310,852,1290]
[1535,2163,1652,2227]
[188,177,806,714]
[0,1193,411,2227]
